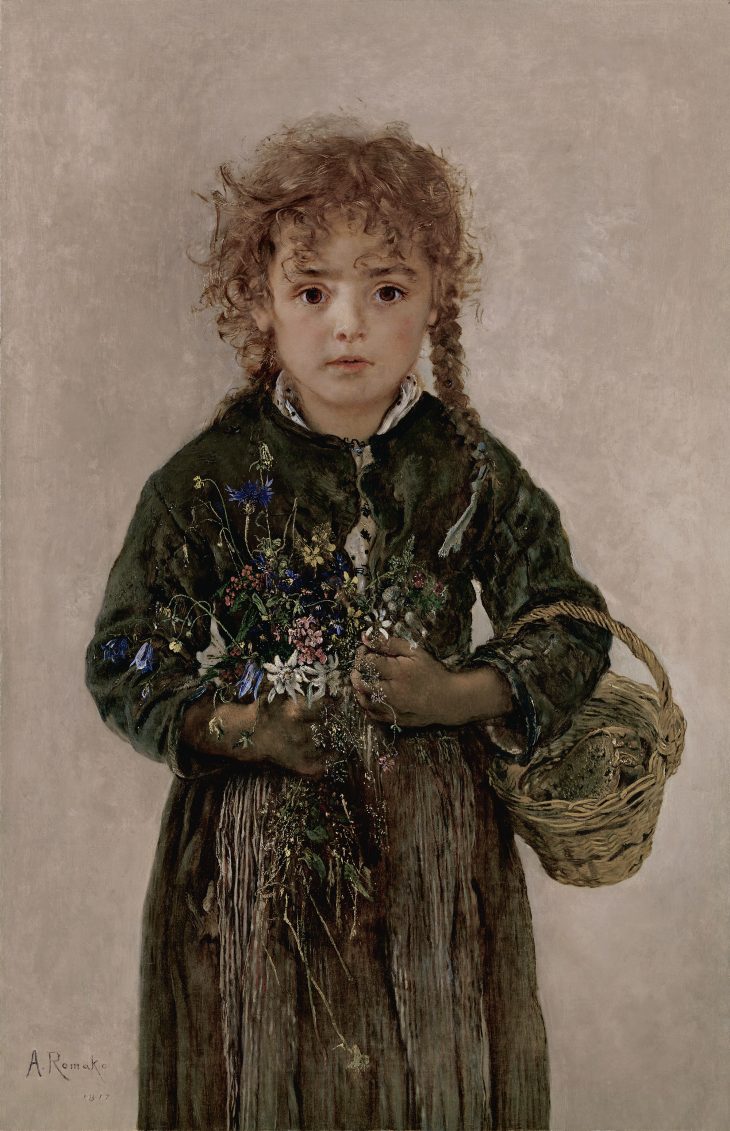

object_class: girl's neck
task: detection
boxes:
[283,377,405,442]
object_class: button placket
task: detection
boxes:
[344,442,378,594]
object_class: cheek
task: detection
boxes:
[273,311,318,347]
[290,309,324,333]
[393,313,429,348]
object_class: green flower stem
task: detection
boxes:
[168,595,240,652]
[307,894,353,981]
[200,478,247,572]
[282,902,352,1052]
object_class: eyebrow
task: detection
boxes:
[286,263,420,281]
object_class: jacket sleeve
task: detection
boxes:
[85,474,232,780]
[467,449,611,764]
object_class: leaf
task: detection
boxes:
[252,593,269,620]
[343,862,373,901]
[235,606,258,640]
[305,826,329,844]
[303,849,326,881]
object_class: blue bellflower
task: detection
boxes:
[236,660,264,700]
[102,636,129,664]
[131,641,155,674]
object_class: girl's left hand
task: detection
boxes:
[351,632,455,728]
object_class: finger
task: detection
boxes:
[352,677,392,717]
[353,688,389,720]
[353,647,375,673]
[373,655,402,680]
[350,669,369,693]
[360,631,417,658]
[361,698,393,723]
[351,672,394,712]
[353,655,391,684]
[352,687,371,711]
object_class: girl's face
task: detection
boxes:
[253,217,438,428]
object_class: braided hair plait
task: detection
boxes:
[430,297,487,461]
[430,298,495,557]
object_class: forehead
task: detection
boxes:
[271,215,430,276]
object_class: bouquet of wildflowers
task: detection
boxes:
[185,446,446,719]
[103,443,447,916]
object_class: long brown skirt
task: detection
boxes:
[138,732,549,1131]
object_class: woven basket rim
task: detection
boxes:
[479,604,687,885]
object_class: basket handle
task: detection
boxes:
[500,600,680,759]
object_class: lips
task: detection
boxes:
[327,356,372,368]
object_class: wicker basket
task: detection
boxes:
[486,601,686,887]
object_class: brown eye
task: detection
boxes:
[300,287,326,305]
[374,285,405,304]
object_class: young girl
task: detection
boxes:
[87,117,610,1131]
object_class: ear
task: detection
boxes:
[427,306,438,328]
[251,300,272,334]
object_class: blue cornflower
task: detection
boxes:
[102,636,129,664]
[328,621,345,638]
[226,478,274,510]
[130,641,155,674]
[226,481,260,509]
[236,660,264,700]
[258,477,274,508]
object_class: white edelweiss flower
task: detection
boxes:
[305,655,342,703]
[364,608,393,640]
[263,651,307,702]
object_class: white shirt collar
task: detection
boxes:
[272,371,422,439]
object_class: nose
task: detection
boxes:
[332,292,366,342]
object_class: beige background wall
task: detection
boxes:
[2,2,728,1128]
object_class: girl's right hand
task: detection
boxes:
[248,694,330,777]
[180,692,330,777]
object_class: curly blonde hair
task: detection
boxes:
[200,115,485,447]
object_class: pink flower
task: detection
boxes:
[288,615,327,665]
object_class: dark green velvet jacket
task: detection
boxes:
[87,388,609,775]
